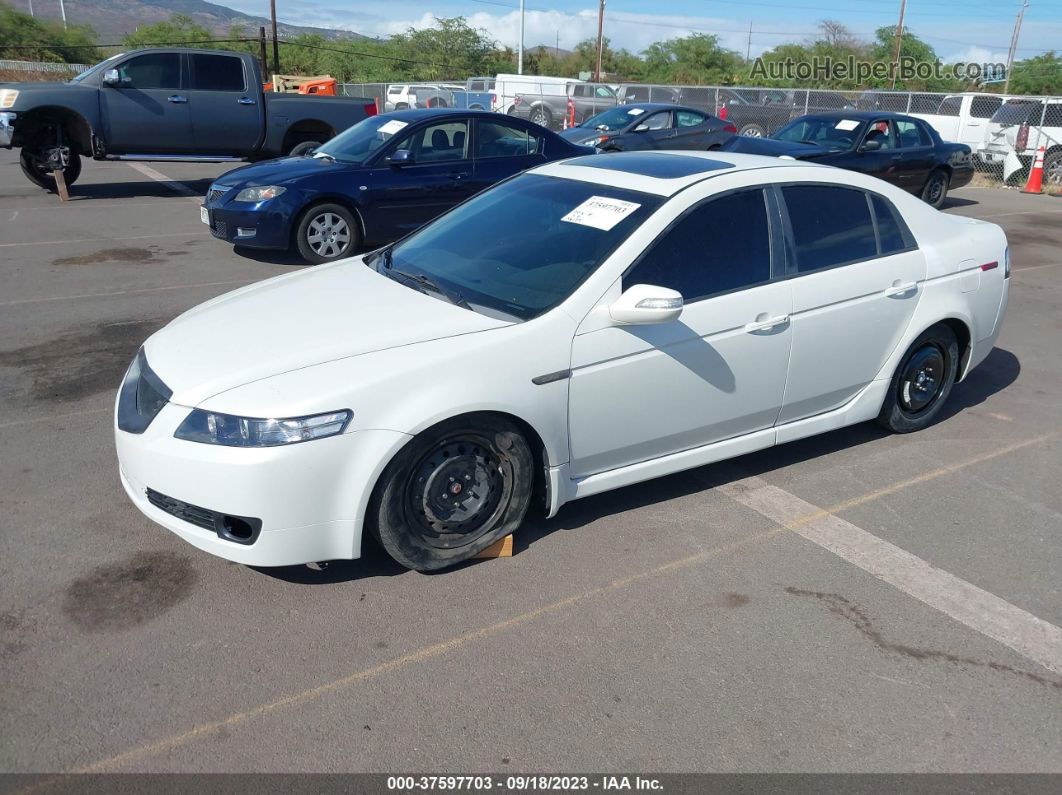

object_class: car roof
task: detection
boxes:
[380,108,501,122]
[531,151,823,197]
[610,103,701,113]
[798,111,919,122]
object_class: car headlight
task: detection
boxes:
[174,408,351,447]
[0,90,18,109]
[235,185,286,202]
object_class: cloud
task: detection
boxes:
[941,46,1010,66]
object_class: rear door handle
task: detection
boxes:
[884,280,918,297]
[237,97,257,105]
[744,314,790,333]
[167,95,188,103]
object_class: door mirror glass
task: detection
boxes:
[860,139,882,152]
[102,69,121,86]
[609,284,683,325]
[388,149,414,166]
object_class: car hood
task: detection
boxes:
[719,137,834,159]
[212,155,358,187]
[143,258,511,406]
[559,127,610,145]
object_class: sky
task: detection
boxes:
[221,0,1061,64]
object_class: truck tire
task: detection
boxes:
[529,107,553,128]
[20,148,81,190]
[289,140,321,157]
[738,123,766,138]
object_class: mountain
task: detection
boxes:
[15,0,368,43]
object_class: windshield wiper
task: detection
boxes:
[394,270,472,310]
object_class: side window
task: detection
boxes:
[191,54,245,92]
[476,120,540,158]
[870,194,913,255]
[676,110,706,127]
[571,85,586,98]
[864,120,896,149]
[595,86,614,98]
[895,119,930,147]
[1044,103,1062,127]
[937,96,962,117]
[623,189,772,302]
[970,96,1001,119]
[782,185,877,271]
[400,121,469,163]
[636,112,670,131]
[117,53,181,90]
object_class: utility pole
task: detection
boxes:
[746,21,752,62]
[270,0,280,76]
[517,0,525,75]
[890,0,907,89]
[556,31,560,59]
[27,0,34,18]
[1004,0,1029,93]
[259,27,269,83]
[57,0,67,30]
[594,0,606,82]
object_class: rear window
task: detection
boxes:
[191,54,245,92]
[937,96,962,117]
[782,185,878,271]
[991,100,1045,125]
[871,194,913,254]
[970,95,1002,119]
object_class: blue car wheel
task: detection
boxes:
[295,203,360,265]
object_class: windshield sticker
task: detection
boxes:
[562,196,642,231]
[834,119,860,131]
[626,108,646,115]
[377,119,409,136]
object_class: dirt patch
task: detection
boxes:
[52,247,155,267]
[0,318,165,404]
[721,592,750,608]
[62,551,197,632]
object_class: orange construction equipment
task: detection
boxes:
[1022,145,1046,194]
[264,75,338,95]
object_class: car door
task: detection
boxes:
[99,51,192,153]
[673,110,712,149]
[836,119,903,186]
[775,184,926,424]
[890,119,936,193]
[187,52,261,155]
[567,186,793,478]
[471,118,546,192]
[625,111,674,150]
[964,95,1002,148]
[364,119,474,237]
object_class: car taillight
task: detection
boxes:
[1016,122,1029,151]
[364,102,378,117]
[723,123,737,133]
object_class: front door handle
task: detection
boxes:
[884,280,918,297]
[167,95,188,103]
[237,97,257,105]
[744,314,790,333]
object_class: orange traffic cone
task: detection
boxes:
[1022,145,1046,194]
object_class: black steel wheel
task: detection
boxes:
[921,169,949,209]
[877,324,959,433]
[20,147,81,190]
[369,415,534,571]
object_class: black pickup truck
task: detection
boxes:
[0,48,377,189]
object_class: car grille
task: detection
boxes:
[146,489,216,532]
[206,187,229,204]
[117,351,172,434]
[210,219,228,239]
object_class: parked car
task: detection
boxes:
[978,98,1062,184]
[510,82,619,130]
[679,87,793,138]
[615,85,679,104]
[385,84,453,111]
[910,93,1009,154]
[116,151,1009,571]
[201,109,591,263]
[445,80,493,111]
[559,103,735,151]
[855,91,943,114]
[721,112,974,208]
[0,48,378,189]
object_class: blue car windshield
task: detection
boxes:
[774,117,864,150]
[314,116,410,164]
[373,174,663,321]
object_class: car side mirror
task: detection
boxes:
[388,149,414,166]
[609,284,683,325]
[102,69,121,86]
[860,139,882,152]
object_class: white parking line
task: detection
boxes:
[0,278,253,307]
[125,163,203,203]
[0,232,199,248]
[719,473,1062,676]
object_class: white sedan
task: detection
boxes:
[115,152,1009,571]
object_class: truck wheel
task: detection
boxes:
[20,148,81,190]
[1045,150,1062,185]
[294,203,359,265]
[288,140,321,157]
[529,107,553,128]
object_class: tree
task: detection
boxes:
[642,33,742,85]
[1005,51,1062,95]
[0,2,100,63]
[121,15,214,49]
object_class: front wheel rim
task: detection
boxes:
[306,213,351,258]
[532,112,549,125]
[899,344,946,414]
[404,435,511,550]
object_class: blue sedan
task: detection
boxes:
[201,109,591,263]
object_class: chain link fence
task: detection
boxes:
[341,80,1062,191]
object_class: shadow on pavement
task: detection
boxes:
[61,178,214,201]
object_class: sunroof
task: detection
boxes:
[564,152,734,178]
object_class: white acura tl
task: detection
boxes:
[115,152,1009,571]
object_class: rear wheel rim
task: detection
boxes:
[1046,157,1062,185]
[404,435,511,550]
[531,111,549,125]
[926,174,946,203]
[899,344,946,414]
[306,213,350,259]
[741,127,763,137]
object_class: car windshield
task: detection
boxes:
[773,117,864,150]
[313,116,410,164]
[371,174,663,321]
[70,53,124,83]
[581,106,652,131]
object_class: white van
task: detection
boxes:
[493,73,579,115]
[979,98,1062,183]
[910,93,1010,151]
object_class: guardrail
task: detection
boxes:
[0,59,88,73]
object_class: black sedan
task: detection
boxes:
[203,110,592,264]
[720,111,973,208]
[558,104,735,152]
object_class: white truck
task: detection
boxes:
[909,92,1010,155]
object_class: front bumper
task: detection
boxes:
[0,112,15,148]
[201,202,292,250]
[116,400,411,566]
